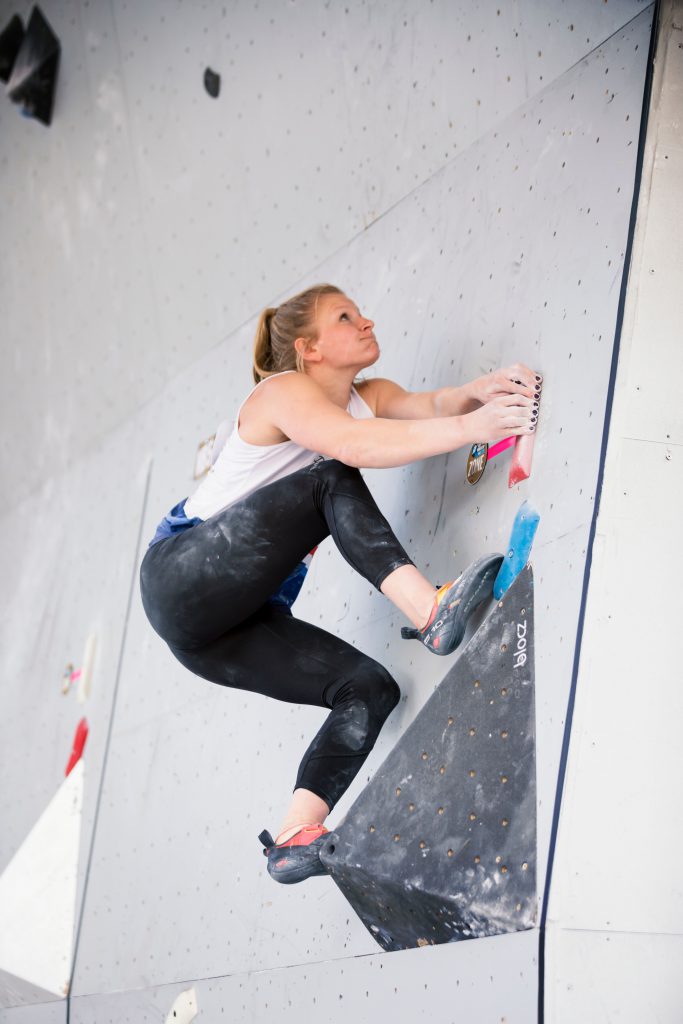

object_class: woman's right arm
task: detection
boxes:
[266,374,535,470]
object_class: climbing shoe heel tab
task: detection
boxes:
[258,829,275,849]
[401,626,420,640]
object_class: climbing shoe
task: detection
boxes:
[258,825,330,884]
[401,552,503,655]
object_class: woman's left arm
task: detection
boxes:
[365,364,541,420]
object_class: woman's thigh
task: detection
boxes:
[168,604,386,710]
[140,467,332,649]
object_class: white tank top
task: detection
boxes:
[184,371,374,521]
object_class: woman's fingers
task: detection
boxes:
[495,394,538,433]
[497,364,543,399]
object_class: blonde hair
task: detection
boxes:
[252,283,344,384]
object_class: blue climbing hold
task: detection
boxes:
[494,500,540,600]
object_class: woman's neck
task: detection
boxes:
[306,366,360,409]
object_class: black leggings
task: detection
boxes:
[139,459,415,812]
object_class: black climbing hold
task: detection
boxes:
[320,565,537,951]
[0,15,24,84]
[204,67,220,98]
[6,5,60,126]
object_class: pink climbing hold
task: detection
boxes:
[487,436,517,460]
[509,433,535,488]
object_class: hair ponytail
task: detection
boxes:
[252,307,278,384]
[251,284,343,384]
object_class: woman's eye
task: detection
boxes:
[340,313,349,320]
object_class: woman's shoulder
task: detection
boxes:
[353,378,399,416]
[240,370,344,444]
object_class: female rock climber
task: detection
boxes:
[139,283,541,885]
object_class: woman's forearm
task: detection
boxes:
[432,383,481,417]
[340,414,476,469]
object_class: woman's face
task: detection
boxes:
[308,293,379,371]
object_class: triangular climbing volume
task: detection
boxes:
[320,566,537,951]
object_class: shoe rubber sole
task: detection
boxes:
[265,835,330,884]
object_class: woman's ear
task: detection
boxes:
[294,336,320,364]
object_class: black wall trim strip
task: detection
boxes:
[538,2,662,1020]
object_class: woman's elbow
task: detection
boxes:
[334,439,362,468]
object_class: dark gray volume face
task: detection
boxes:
[320,565,537,952]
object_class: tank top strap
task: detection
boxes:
[234,369,298,425]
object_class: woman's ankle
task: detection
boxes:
[277,789,330,844]
[380,564,437,629]
[275,822,323,844]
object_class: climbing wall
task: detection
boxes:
[544,2,683,1020]
[0,1,655,1021]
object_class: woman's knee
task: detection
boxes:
[309,457,361,486]
[370,666,401,719]
[331,662,400,722]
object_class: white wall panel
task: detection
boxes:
[546,2,683,1019]
[546,930,683,1024]
[0,0,648,512]
[67,6,652,1003]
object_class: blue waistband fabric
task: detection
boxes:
[148,499,308,612]
[149,499,203,547]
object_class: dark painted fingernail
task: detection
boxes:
[535,375,543,382]
[535,385,541,393]
[533,400,539,407]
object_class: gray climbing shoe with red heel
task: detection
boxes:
[259,824,330,884]
[401,552,503,655]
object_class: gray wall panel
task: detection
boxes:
[0,1002,65,1024]
[0,0,648,511]
[71,929,538,1023]
[0,424,149,1007]
[68,6,652,1002]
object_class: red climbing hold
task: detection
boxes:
[65,717,89,776]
